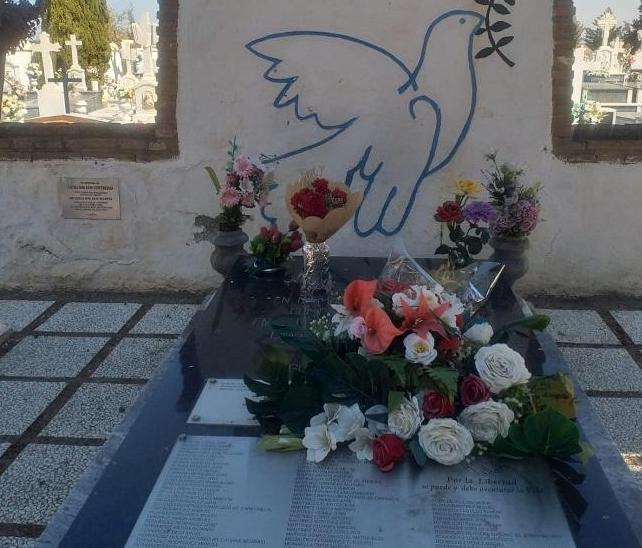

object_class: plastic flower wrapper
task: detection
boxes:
[285,171,362,244]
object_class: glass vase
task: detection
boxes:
[301,241,331,302]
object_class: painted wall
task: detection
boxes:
[0,0,640,295]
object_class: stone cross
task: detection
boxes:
[31,32,61,82]
[65,34,82,69]
[132,12,156,82]
[120,40,135,75]
[597,10,617,48]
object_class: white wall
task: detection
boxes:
[1,0,640,295]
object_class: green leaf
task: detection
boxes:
[258,435,304,452]
[491,314,551,343]
[434,244,451,255]
[522,409,581,458]
[245,397,280,417]
[529,374,576,419]
[385,357,408,386]
[408,438,427,467]
[426,367,459,401]
[279,384,323,436]
[464,236,483,255]
[205,166,221,193]
[578,442,593,465]
[388,390,404,412]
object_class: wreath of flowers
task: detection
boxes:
[245,279,587,475]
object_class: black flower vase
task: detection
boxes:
[211,224,249,277]
[489,236,530,289]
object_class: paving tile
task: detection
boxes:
[540,309,619,344]
[0,336,108,378]
[0,537,36,548]
[37,303,140,333]
[0,382,65,435]
[560,347,642,392]
[130,304,199,334]
[93,338,174,379]
[590,397,642,454]
[0,300,54,331]
[611,311,642,344]
[0,444,97,525]
[42,383,143,439]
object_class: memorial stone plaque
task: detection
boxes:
[188,379,259,426]
[59,178,121,220]
[126,436,575,548]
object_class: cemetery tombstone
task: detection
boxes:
[32,32,65,117]
[65,34,87,91]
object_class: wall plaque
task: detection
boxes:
[126,436,576,547]
[188,379,259,426]
[59,178,121,220]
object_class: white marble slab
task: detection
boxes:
[187,378,258,426]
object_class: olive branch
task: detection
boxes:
[474,0,516,68]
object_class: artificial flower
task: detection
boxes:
[331,404,366,443]
[372,434,406,472]
[302,424,337,463]
[348,428,374,461]
[330,304,352,337]
[435,201,465,223]
[362,306,404,355]
[437,292,464,328]
[458,401,515,443]
[234,155,254,178]
[436,335,462,354]
[463,322,494,345]
[220,187,242,208]
[347,316,367,340]
[418,419,474,466]
[388,396,423,440]
[456,179,482,196]
[463,201,497,224]
[459,375,491,406]
[422,390,455,419]
[309,403,342,427]
[398,293,450,340]
[475,344,532,394]
[391,285,442,317]
[403,333,438,366]
[344,279,378,318]
[312,177,330,192]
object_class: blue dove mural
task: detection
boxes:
[246,5,517,237]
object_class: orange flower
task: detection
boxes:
[343,280,378,317]
[362,307,404,355]
[400,293,450,339]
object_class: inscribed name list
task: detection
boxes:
[126,436,575,548]
[59,178,121,220]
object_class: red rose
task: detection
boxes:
[460,375,491,406]
[372,434,406,472]
[259,226,270,239]
[331,188,348,206]
[422,390,455,418]
[289,238,303,252]
[435,201,464,223]
[312,178,330,193]
[305,192,328,218]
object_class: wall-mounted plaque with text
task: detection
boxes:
[59,178,121,220]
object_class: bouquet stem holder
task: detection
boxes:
[302,241,331,301]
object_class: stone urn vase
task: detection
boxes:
[489,236,530,288]
[211,225,249,277]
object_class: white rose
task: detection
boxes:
[458,401,515,443]
[403,333,438,366]
[388,396,423,440]
[463,322,494,345]
[474,344,531,394]
[302,424,337,463]
[418,419,474,466]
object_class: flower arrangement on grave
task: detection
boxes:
[1,75,27,121]
[483,154,541,239]
[286,171,361,298]
[245,279,587,475]
[104,78,133,101]
[433,179,495,269]
[26,62,42,90]
[251,222,303,271]
[205,139,274,231]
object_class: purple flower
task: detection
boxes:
[463,201,497,224]
[517,200,539,235]
[490,214,516,236]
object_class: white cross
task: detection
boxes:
[597,10,617,47]
[31,32,61,81]
[65,34,83,68]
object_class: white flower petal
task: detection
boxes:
[348,428,374,461]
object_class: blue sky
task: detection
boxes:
[575,1,639,25]
[108,0,158,20]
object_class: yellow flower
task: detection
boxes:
[456,179,482,196]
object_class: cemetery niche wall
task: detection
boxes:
[0,0,641,296]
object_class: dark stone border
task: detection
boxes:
[0,0,178,162]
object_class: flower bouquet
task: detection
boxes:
[250,222,303,275]
[245,279,587,477]
[286,172,361,300]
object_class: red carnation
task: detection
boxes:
[422,390,455,418]
[372,434,406,472]
[331,188,348,206]
[460,375,491,406]
[435,201,464,223]
[312,178,330,193]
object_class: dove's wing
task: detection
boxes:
[246,31,414,163]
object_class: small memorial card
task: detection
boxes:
[188,378,258,426]
[59,178,121,220]
[126,436,576,548]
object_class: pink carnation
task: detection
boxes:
[234,156,254,178]
[220,187,241,208]
[241,192,255,208]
